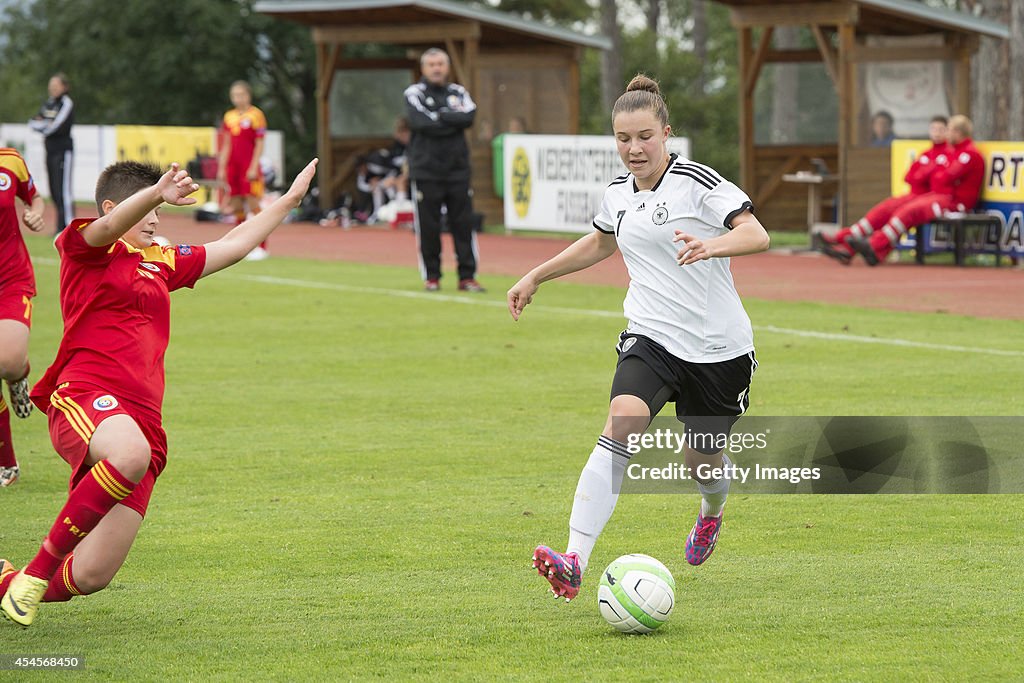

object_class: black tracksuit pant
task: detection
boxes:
[46,146,73,234]
[413,178,477,282]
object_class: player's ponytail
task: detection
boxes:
[612,73,669,128]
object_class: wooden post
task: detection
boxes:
[568,47,581,134]
[810,25,838,88]
[316,41,341,210]
[744,26,774,98]
[444,37,466,85]
[465,23,480,96]
[837,23,855,227]
[954,34,976,117]
[738,26,754,192]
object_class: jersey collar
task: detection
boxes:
[632,153,678,194]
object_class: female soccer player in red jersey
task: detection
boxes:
[217,80,270,260]
[0,148,46,488]
[1,158,317,627]
[508,75,769,601]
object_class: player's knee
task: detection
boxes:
[604,395,651,442]
[106,436,151,482]
[0,348,28,381]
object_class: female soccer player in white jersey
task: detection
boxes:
[507,74,770,601]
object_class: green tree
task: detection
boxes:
[0,0,316,177]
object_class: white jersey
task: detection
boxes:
[593,154,755,363]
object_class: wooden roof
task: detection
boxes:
[255,0,613,49]
[718,0,1009,39]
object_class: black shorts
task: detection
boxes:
[609,332,758,453]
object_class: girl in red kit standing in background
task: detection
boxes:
[217,80,269,261]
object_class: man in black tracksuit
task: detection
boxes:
[403,48,483,292]
[28,73,75,234]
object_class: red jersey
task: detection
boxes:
[903,142,951,196]
[30,221,207,417]
[0,148,39,293]
[221,106,267,166]
[929,138,985,210]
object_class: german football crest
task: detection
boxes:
[652,205,669,225]
[93,395,119,411]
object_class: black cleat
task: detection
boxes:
[847,236,880,266]
[813,233,853,265]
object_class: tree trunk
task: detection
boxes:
[692,0,708,95]
[1010,0,1024,139]
[646,0,661,33]
[600,0,623,118]
[971,0,1010,138]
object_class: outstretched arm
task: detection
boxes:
[80,164,199,247]
[200,159,318,278]
[507,231,618,321]
[672,210,770,266]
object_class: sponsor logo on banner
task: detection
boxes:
[511,148,531,219]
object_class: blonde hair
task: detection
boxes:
[949,114,973,138]
[611,74,669,128]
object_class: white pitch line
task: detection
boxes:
[229,273,1024,359]
[28,258,1023,358]
[755,325,1024,357]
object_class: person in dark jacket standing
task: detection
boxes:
[403,48,484,292]
[28,73,75,235]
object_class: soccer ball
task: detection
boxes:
[598,554,675,634]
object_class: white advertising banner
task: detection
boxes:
[0,123,284,203]
[503,134,690,233]
[0,123,114,203]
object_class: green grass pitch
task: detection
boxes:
[2,234,1022,680]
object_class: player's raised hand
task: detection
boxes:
[157,163,200,206]
[22,209,44,232]
[673,230,713,265]
[507,276,538,321]
[283,159,319,207]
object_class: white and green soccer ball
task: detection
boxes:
[598,554,675,634]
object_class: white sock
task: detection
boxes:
[566,436,631,575]
[698,453,732,518]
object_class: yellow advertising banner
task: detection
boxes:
[115,125,216,168]
[889,139,1024,204]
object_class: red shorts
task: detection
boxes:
[0,285,33,329]
[226,161,263,199]
[46,382,167,518]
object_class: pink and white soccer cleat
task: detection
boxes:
[532,545,582,602]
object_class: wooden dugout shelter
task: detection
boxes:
[712,0,1008,228]
[255,0,610,220]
